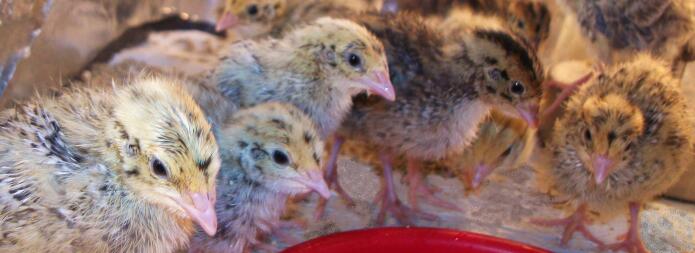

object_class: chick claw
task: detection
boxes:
[541,71,594,122]
[406,160,462,212]
[530,204,605,247]
[375,154,438,225]
[600,202,649,253]
[314,136,355,220]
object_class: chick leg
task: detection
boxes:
[314,136,354,219]
[406,159,462,212]
[602,202,649,253]
[531,203,605,247]
[541,72,594,121]
[375,152,437,225]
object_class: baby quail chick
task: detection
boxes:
[216,0,288,32]
[539,54,694,252]
[0,77,220,252]
[559,0,695,77]
[444,111,535,192]
[213,16,394,139]
[325,12,543,223]
[190,102,329,253]
[382,0,552,48]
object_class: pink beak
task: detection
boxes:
[172,192,218,236]
[470,164,493,190]
[357,70,396,101]
[293,170,331,199]
[215,12,239,32]
[516,102,539,128]
[591,154,615,185]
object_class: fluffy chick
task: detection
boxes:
[382,0,552,48]
[325,12,543,223]
[0,76,220,252]
[559,0,695,77]
[539,54,693,252]
[443,111,535,192]
[190,102,328,253]
[213,16,393,139]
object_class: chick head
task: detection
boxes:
[507,0,551,48]
[452,111,535,190]
[109,77,221,236]
[216,0,287,31]
[288,17,395,101]
[469,29,544,128]
[563,93,644,185]
[220,102,330,198]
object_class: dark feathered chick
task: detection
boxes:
[322,12,544,224]
[559,0,695,78]
[381,0,552,48]
[0,76,220,252]
[190,102,328,253]
[537,54,694,252]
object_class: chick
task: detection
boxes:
[213,16,394,139]
[559,0,695,78]
[322,12,543,223]
[215,0,371,36]
[0,76,220,252]
[190,102,329,253]
[443,111,535,192]
[381,0,552,48]
[538,54,693,252]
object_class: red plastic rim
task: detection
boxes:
[281,227,551,253]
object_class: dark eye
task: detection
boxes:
[608,131,617,143]
[501,146,513,157]
[584,129,592,141]
[151,158,169,179]
[247,4,258,15]
[272,150,289,165]
[510,81,525,95]
[348,53,362,68]
[517,20,525,29]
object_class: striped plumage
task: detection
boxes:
[0,77,220,253]
[190,102,327,253]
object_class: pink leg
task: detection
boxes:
[375,152,437,225]
[406,159,462,212]
[541,72,594,121]
[531,203,605,247]
[314,136,354,220]
[601,202,649,253]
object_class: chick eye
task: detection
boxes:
[501,146,513,157]
[272,150,290,165]
[348,53,362,68]
[247,4,258,15]
[151,158,169,179]
[517,20,525,29]
[510,81,525,95]
[584,129,592,141]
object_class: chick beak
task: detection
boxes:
[591,154,615,185]
[173,192,218,236]
[292,170,331,199]
[471,164,493,190]
[357,70,396,101]
[215,12,239,32]
[515,102,539,128]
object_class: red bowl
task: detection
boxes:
[281,227,551,253]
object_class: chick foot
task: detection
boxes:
[406,159,462,212]
[531,203,605,247]
[375,153,438,225]
[541,71,594,121]
[314,136,354,220]
[601,202,648,253]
